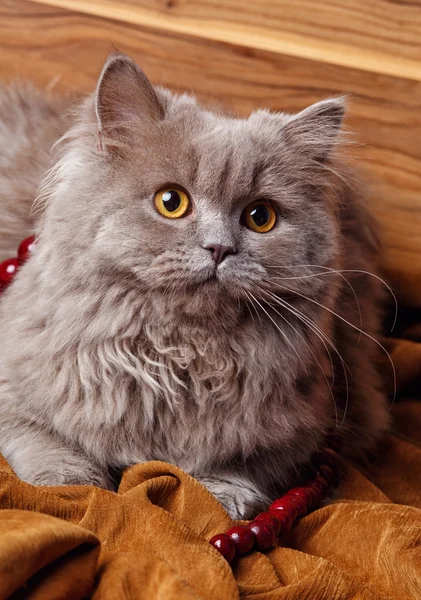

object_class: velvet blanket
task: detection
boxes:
[0,329,420,599]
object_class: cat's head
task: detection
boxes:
[40,54,346,323]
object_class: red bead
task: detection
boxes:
[0,258,20,285]
[308,480,325,500]
[254,512,281,536]
[17,236,36,263]
[312,475,329,496]
[318,464,335,483]
[309,487,324,508]
[210,533,236,562]
[269,497,298,521]
[248,520,276,552]
[273,510,293,534]
[288,486,305,496]
[303,486,320,505]
[307,484,325,507]
[288,486,311,499]
[288,486,315,510]
[285,493,309,518]
[226,525,255,556]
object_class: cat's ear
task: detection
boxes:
[95,53,163,147]
[283,98,345,163]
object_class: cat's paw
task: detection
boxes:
[27,462,115,490]
[198,475,270,520]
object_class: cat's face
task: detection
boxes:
[46,55,344,320]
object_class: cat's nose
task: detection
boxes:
[203,243,236,265]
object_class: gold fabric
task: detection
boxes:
[0,336,420,598]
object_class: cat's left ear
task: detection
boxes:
[95,53,163,149]
[283,98,345,163]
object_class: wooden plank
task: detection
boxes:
[31,0,421,82]
[1,0,421,305]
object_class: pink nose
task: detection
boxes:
[203,244,236,265]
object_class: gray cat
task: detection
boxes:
[0,54,390,519]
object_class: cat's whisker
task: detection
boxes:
[262,286,354,395]
[335,269,398,333]
[244,296,257,328]
[256,285,340,360]
[268,265,363,337]
[270,291,349,429]
[251,284,340,429]
[246,291,301,363]
[266,262,398,333]
[244,291,264,329]
[274,282,397,411]
[251,284,345,429]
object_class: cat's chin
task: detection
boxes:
[174,278,243,321]
[192,272,246,300]
[185,269,224,293]
[192,266,246,293]
[187,273,253,304]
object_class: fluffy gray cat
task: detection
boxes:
[0,54,389,519]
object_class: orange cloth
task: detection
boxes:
[0,337,420,598]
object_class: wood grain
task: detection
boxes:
[33,0,421,81]
[1,0,421,305]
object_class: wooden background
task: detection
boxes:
[1,0,421,305]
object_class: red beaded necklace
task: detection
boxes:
[1,236,341,563]
[209,442,340,563]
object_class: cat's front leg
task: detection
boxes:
[196,473,271,520]
[1,417,114,489]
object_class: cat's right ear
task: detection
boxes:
[95,53,163,151]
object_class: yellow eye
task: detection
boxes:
[242,200,276,233]
[154,187,190,219]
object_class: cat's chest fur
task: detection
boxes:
[48,311,327,473]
